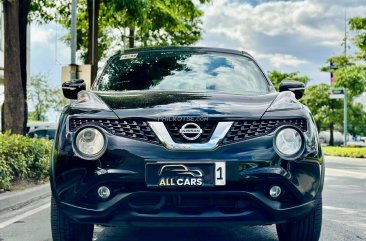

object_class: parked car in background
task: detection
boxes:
[26,122,57,140]
[27,127,56,140]
[26,122,57,133]
[319,130,344,146]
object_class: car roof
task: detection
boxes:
[29,128,56,132]
[116,46,253,59]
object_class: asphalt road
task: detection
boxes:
[1,156,366,241]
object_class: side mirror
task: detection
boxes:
[62,79,86,99]
[279,80,305,99]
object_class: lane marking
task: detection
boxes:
[0,203,50,229]
[326,168,366,178]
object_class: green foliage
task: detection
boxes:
[0,133,52,190]
[323,146,366,158]
[301,83,366,136]
[28,73,68,122]
[320,55,353,72]
[333,65,366,98]
[321,54,366,98]
[315,17,366,138]
[267,70,309,90]
[348,17,366,59]
[32,0,211,62]
[301,84,343,130]
[348,103,366,136]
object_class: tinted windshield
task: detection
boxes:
[96,50,271,94]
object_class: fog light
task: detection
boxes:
[97,186,111,199]
[269,185,282,199]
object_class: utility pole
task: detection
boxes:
[344,10,347,57]
[70,0,78,80]
[343,9,348,147]
[92,0,96,67]
[344,88,347,146]
[330,10,348,147]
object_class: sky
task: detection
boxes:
[30,0,366,88]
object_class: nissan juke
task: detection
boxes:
[50,47,324,241]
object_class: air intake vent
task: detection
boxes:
[69,118,160,144]
[223,118,307,144]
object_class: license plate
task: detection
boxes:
[145,162,226,187]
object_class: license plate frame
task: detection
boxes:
[145,162,226,188]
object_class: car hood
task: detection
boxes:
[94,91,278,120]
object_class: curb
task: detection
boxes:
[0,183,51,213]
[325,155,366,162]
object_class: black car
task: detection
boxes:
[51,47,324,241]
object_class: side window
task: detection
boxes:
[33,130,47,138]
[46,130,56,139]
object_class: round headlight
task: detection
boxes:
[75,127,106,158]
[274,127,303,158]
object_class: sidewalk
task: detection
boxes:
[0,183,50,213]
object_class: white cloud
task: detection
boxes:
[30,23,71,87]
[31,25,56,46]
[198,0,366,84]
[256,53,308,68]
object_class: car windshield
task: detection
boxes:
[96,50,271,94]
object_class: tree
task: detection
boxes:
[333,65,366,98]
[301,84,343,131]
[348,17,366,60]
[302,83,366,141]
[32,0,211,84]
[319,49,366,144]
[2,0,31,134]
[348,103,366,136]
[28,74,68,122]
[267,70,309,90]
[320,55,366,98]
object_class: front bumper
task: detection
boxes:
[58,188,319,226]
[52,154,323,226]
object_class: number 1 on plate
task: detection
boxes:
[215,162,226,186]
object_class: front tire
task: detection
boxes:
[276,197,322,241]
[51,195,94,241]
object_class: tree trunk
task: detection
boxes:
[2,0,26,134]
[329,122,334,146]
[19,0,30,93]
[19,0,30,131]
[129,25,135,48]
[329,99,335,146]
[86,0,100,85]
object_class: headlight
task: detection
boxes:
[75,127,106,159]
[274,127,304,158]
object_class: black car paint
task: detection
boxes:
[95,91,279,119]
[51,47,323,227]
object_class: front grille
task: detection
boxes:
[69,118,160,144]
[164,121,217,143]
[223,118,307,144]
[127,193,253,215]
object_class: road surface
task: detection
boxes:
[0,156,365,241]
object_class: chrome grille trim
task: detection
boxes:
[148,122,233,150]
